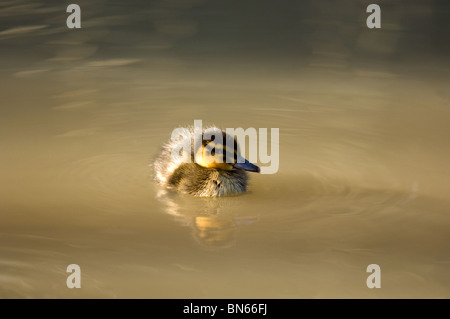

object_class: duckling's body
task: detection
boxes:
[165,162,248,197]
[154,126,259,197]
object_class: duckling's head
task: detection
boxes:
[193,127,260,173]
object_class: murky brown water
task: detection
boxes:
[1,1,449,298]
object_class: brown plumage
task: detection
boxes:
[153,126,259,197]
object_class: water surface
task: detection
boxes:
[1,0,449,298]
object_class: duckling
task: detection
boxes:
[154,126,260,197]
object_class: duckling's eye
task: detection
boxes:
[211,149,215,156]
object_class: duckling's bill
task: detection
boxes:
[234,158,260,173]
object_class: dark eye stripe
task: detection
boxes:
[201,134,239,163]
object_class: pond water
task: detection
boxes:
[1,0,449,298]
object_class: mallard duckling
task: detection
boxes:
[154,126,260,197]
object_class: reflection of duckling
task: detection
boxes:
[193,216,237,249]
[156,192,260,249]
[154,126,260,197]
